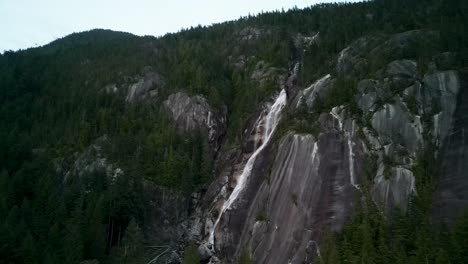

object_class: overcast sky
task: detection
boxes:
[0,0,357,52]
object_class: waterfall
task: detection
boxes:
[347,137,359,190]
[331,107,359,190]
[208,89,288,246]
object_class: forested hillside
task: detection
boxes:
[0,0,467,263]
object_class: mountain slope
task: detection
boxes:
[0,0,467,263]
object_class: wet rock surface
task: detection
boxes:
[236,126,364,264]
[180,29,466,263]
[434,71,468,225]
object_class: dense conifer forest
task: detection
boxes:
[0,0,467,263]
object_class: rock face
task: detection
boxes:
[238,27,267,42]
[204,90,288,256]
[183,29,466,263]
[370,100,424,154]
[294,74,333,110]
[234,121,364,264]
[64,136,123,184]
[198,96,366,263]
[294,32,320,51]
[423,71,460,146]
[163,92,226,151]
[373,167,416,211]
[348,56,460,214]
[126,68,163,102]
[434,72,468,225]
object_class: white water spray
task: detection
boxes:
[208,89,288,245]
[347,137,359,190]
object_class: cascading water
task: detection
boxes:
[208,89,288,246]
[331,107,360,190]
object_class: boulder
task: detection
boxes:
[198,243,213,262]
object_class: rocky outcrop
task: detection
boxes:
[294,74,332,110]
[337,33,386,76]
[197,98,366,263]
[126,68,163,102]
[203,90,288,257]
[188,29,465,263]
[337,30,439,77]
[434,71,468,225]
[294,32,320,52]
[63,136,123,184]
[370,100,424,154]
[368,30,439,66]
[294,32,461,220]
[350,59,460,213]
[238,27,267,42]
[250,60,287,87]
[233,116,365,263]
[423,70,460,146]
[163,92,226,151]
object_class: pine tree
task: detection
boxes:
[63,202,85,264]
[85,196,107,260]
[63,222,84,264]
[121,217,144,261]
[239,250,252,264]
[19,232,36,264]
[320,227,340,264]
[47,223,64,261]
[182,244,199,264]
[434,249,450,264]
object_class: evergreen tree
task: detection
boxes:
[121,217,144,262]
[320,228,340,264]
[182,244,199,264]
[19,232,36,264]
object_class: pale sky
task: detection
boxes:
[0,0,357,52]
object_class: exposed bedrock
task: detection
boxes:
[203,90,288,258]
[370,100,424,154]
[188,29,466,263]
[434,71,468,225]
[210,111,366,263]
[294,74,333,111]
[126,67,163,102]
[163,92,227,152]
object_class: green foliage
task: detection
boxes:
[316,76,358,114]
[255,211,268,222]
[291,193,298,206]
[239,250,252,264]
[0,0,467,263]
[321,145,468,264]
[382,155,395,179]
[274,108,321,142]
[404,94,418,115]
[319,228,340,264]
[120,218,144,262]
[182,244,199,264]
